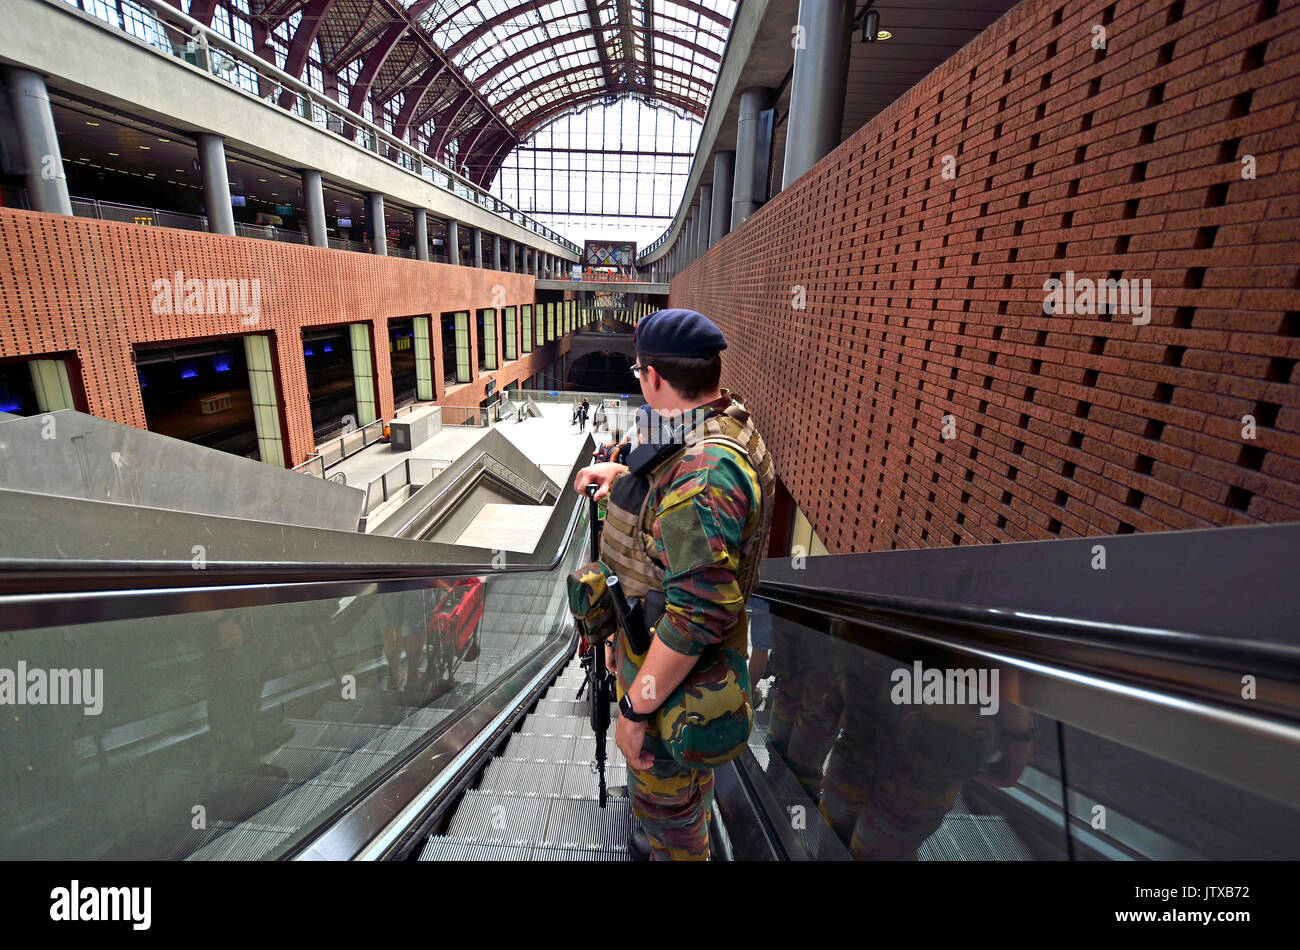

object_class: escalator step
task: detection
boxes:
[445,791,549,845]
[418,837,533,861]
[519,716,585,738]
[478,759,563,796]
[533,699,591,717]
[502,733,578,762]
[538,798,632,851]
[559,762,607,799]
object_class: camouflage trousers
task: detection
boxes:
[626,731,715,861]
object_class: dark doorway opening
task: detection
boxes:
[135,339,260,459]
[441,313,458,386]
[302,326,358,441]
[388,317,416,409]
[567,351,637,393]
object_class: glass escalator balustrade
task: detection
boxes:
[0,506,592,861]
[745,597,1300,861]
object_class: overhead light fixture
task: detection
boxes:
[138,145,150,150]
[85,121,100,127]
[258,178,267,182]
[158,137,170,143]
[858,4,891,41]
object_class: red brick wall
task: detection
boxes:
[0,208,562,464]
[672,0,1300,554]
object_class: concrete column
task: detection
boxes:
[505,239,515,273]
[197,133,235,236]
[734,87,775,227]
[526,248,534,276]
[446,219,459,266]
[471,227,483,268]
[711,151,735,243]
[4,68,72,215]
[301,169,327,247]
[366,192,387,256]
[492,234,502,270]
[698,184,713,255]
[782,0,854,189]
[413,208,429,261]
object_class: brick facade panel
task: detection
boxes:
[0,208,564,464]
[670,0,1299,554]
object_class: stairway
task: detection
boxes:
[419,656,634,860]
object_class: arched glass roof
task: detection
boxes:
[249,0,734,186]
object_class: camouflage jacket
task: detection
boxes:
[602,390,775,663]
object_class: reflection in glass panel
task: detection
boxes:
[0,505,590,860]
[748,601,1068,860]
[1058,725,1300,860]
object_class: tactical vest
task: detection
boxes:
[599,394,776,657]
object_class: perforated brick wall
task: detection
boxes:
[671,0,1300,554]
[0,208,557,464]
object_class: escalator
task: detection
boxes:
[418,655,633,860]
[1,450,1298,859]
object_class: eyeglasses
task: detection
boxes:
[630,363,643,380]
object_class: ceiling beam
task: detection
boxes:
[584,0,618,93]
[468,28,718,98]
[445,0,727,62]
[277,0,338,109]
[616,0,638,84]
[643,0,656,94]
[496,61,712,122]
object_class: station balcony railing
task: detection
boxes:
[68,195,421,256]
[47,0,580,256]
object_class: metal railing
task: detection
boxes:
[295,420,384,476]
[441,405,488,427]
[515,389,644,408]
[54,0,578,255]
[70,195,418,253]
[480,453,550,504]
[362,457,452,516]
[294,403,429,477]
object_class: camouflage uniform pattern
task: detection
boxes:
[767,621,1006,860]
[599,391,775,860]
[565,560,617,646]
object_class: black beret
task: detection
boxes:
[633,308,728,358]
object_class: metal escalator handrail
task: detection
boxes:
[756,580,1300,686]
[754,580,1300,809]
[0,459,590,634]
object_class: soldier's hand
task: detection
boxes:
[572,462,627,501]
[616,714,653,770]
[605,640,617,676]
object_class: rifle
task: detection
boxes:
[576,483,615,807]
[605,575,649,656]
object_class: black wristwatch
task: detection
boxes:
[618,692,651,723]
